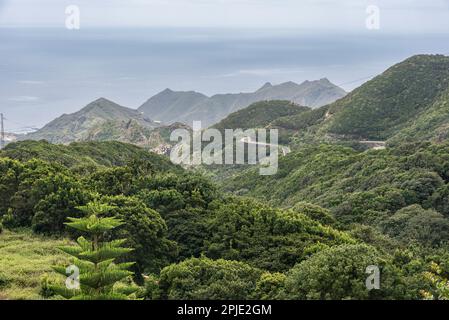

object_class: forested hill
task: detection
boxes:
[2,139,448,300]
[1,140,181,171]
[323,54,449,141]
[212,100,309,131]
[250,55,449,146]
[222,140,449,235]
[2,54,449,301]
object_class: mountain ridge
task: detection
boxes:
[138,79,347,126]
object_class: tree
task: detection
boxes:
[7,159,63,227]
[31,174,92,234]
[50,202,137,300]
[292,202,337,226]
[99,195,178,274]
[380,205,449,247]
[157,257,263,300]
[284,244,404,300]
[87,167,134,196]
[0,158,22,217]
[204,197,353,272]
[254,272,286,300]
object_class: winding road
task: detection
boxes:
[240,136,291,156]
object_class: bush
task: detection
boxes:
[292,202,337,226]
[100,195,178,274]
[254,272,286,300]
[380,205,449,246]
[204,197,354,272]
[284,244,404,300]
[31,174,92,234]
[158,257,263,300]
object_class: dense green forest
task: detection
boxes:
[1,139,448,300]
[2,55,449,300]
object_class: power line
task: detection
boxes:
[337,75,376,87]
[0,113,5,150]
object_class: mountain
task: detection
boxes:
[137,89,208,125]
[138,79,347,127]
[22,98,167,147]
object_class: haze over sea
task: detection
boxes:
[1,27,449,132]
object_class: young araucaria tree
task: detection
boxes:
[51,202,137,300]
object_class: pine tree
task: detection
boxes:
[50,202,137,300]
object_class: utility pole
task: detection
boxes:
[0,113,4,150]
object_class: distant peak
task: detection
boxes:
[83,97,122,112]
[319,78,331,84]
[301,78,335,87]
[92,97,113,104]
[258,82,273,91]
[161,88,173,94]
[279,81,299,87]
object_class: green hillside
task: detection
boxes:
[249,55,449,146]
[323,55,449,140]
[222,141,449,233]
[389,85,449,144]
[25,98,159,144]
[213,100,308,131]
[1,140,181,172]
[21,98,183,151]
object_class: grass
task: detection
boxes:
[0,229,71,300]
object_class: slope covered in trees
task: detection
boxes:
[221,141,449,245]
[213,100,308,131]
[238,55,449,147]
[1,140,392,300]
[1,139,447,300]
[323,55,449,140]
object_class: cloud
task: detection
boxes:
[17,80,45,85]
[8,96,40,102]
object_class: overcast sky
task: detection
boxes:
[1,0,449,32]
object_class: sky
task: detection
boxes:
[1,1,449,132]
[1,0,449,31]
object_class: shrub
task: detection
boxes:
[284,244,404,300]
[158,257,263,300]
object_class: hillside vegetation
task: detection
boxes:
[243,55,449,147]
[213,100,308,131]
[323,55,449,140]
[1,140,181,172]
